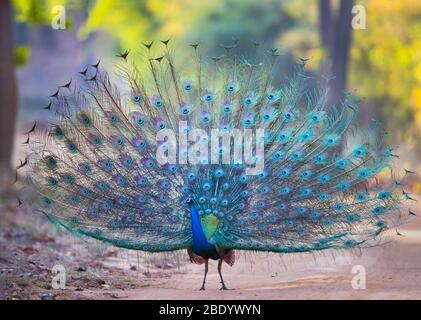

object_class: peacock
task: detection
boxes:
[21,40,413,291]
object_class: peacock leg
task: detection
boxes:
[199,259,208,291]
[217,259,229,290]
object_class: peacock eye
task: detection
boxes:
[206,95,212,101]
[185,197,193,205]
[154,100,163,107]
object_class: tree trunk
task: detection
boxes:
[318,0,332,76]
[318,0,354,104]
[0,0,18,187]
[330,0,354,104]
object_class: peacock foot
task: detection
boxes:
[219,284,230,290]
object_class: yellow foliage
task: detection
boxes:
[350,0,421,135]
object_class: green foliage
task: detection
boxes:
[14,45,30,66]
[349,0,421,144]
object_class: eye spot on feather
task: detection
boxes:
[47,177,58,187]
[96,181,109,190]
[120,155,134,168]
[355,192,367,201]
[283,111,294,121]
[280,186,292,195]
[137,195,147,204]
[202,182,211,191]
[279,167,292,178]
[300,188,312,196]
[222,182,230,190]
[342,239,354,247]
[133,95,141,103]
[322,218,333,226]
[102,201,114,210]
[180,105,191,115]
[335,202,346,211]
[296,207,308,215]
[372,206,386,216]
[353,146,367,157]
[222,104,232,113]
[259,186,270,194]
[165,164,178,173]
[80,188,92,197]
[378,191,391,200]
[42,197,53,207]
[50,126,64,138]
[346,213,360,223]
[273,150,285,161]
[357,168,369,178]
[338,180,350,191]
[336,159,348,169]
[187,172,196,180]
[64,174,74,184]
[300,130,312,142]
[239,174,249,184]
[45,156,57,168]
[100,160,113,171]
[69,216,79,225]
[319,192,330,201]
[67,141,78,153]
[201,113,211,124]
[88,209,99,218]
[68,195,79,205]
[319,175,331,184]
[136,176,149,186]
[154,100,163,107]
[214,168,224,178]
[310,210,321,219]
[81,163,92,174]
[159,194,169,202]
[299,169,312,180]
[375,220,386,228]
[143,158,156,169]
[203,94,213,102]
[309,111,324,123]
[313,154,327,164]
[108,113,119,124]
[79,114,92,126]
[115,175,128,186]
[184,83,192,92]
[243,97,253,107]
[325,134,339,147]
[290,150,304,161]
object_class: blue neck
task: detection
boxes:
[190,205,213,253]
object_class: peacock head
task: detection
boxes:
[185,196,193,206]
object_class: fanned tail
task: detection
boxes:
[23,40,412,254]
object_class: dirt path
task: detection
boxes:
[1,204,421,300]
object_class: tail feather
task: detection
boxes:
[24,41,411,253]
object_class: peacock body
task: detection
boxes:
[24,41,412,290]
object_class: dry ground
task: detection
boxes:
[1,200,421,300]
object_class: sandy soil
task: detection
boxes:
[1,199,421,300]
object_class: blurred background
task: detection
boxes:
[1,0,421,299]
